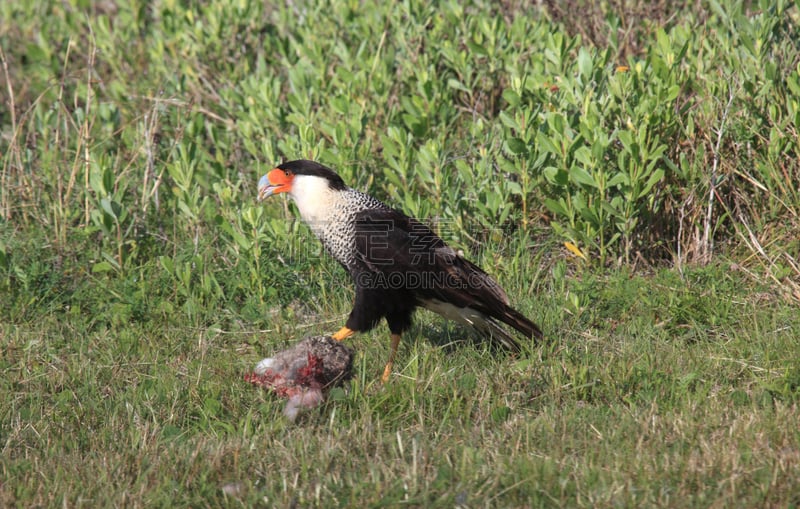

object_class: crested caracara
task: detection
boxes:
[258,160,543,382]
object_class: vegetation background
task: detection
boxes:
[1,0,799,506]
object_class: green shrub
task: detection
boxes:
[1,0,798,316]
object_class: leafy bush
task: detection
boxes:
[1,0,798,323]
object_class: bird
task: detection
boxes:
[257,159,543,382]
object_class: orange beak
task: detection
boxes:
[257,169,294,201]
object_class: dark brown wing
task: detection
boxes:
[352,208,543,344]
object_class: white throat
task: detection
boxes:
[289,175,340,225]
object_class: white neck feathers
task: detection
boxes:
[289,175,341,224]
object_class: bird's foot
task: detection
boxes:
[380,364,392,384]
[332,326,355,341]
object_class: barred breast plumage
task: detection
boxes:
[301,186,390,271]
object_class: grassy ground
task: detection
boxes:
[3,264,799,507]
[2,0,799,507]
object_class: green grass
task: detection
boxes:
[2,267,799,507]
[2,0,800,507]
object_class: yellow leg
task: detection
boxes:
[332,326,355,341]
[381,333,402,383]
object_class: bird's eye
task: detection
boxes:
[284,170,291,176]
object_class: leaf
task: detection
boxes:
[640,168,665,196]
[506,137,529,156]
[536,132,559,156]
[569,165,598,188]
[617,130,634,150]
[564,241,587,260]
[102,167,115,196]
[447,79,470,93]
[402,113,426,137]
[502,89,521,107]
[382,168,403,188]
[607,172,629,188]
[466,40,488,56]
[92,261,114,273]
[647,143,668,162]
[577,47,593,79]
[100,198,117,220]
[543,166,568,186]
[574,146,593,167]
[89,209,112,235]
[787,72,800,97]
[230,229,251,250]
[498,111,520,130]
[666,84,680,102]
[544,198,570,218]
[600,201,623,218]
[159,256,175,275]
[577,202,600,224]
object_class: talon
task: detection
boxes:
[332,326,355,341]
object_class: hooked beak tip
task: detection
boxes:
[257,186,275,201]
[257,174,274,201]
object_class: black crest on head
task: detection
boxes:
[278,160,347,191]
